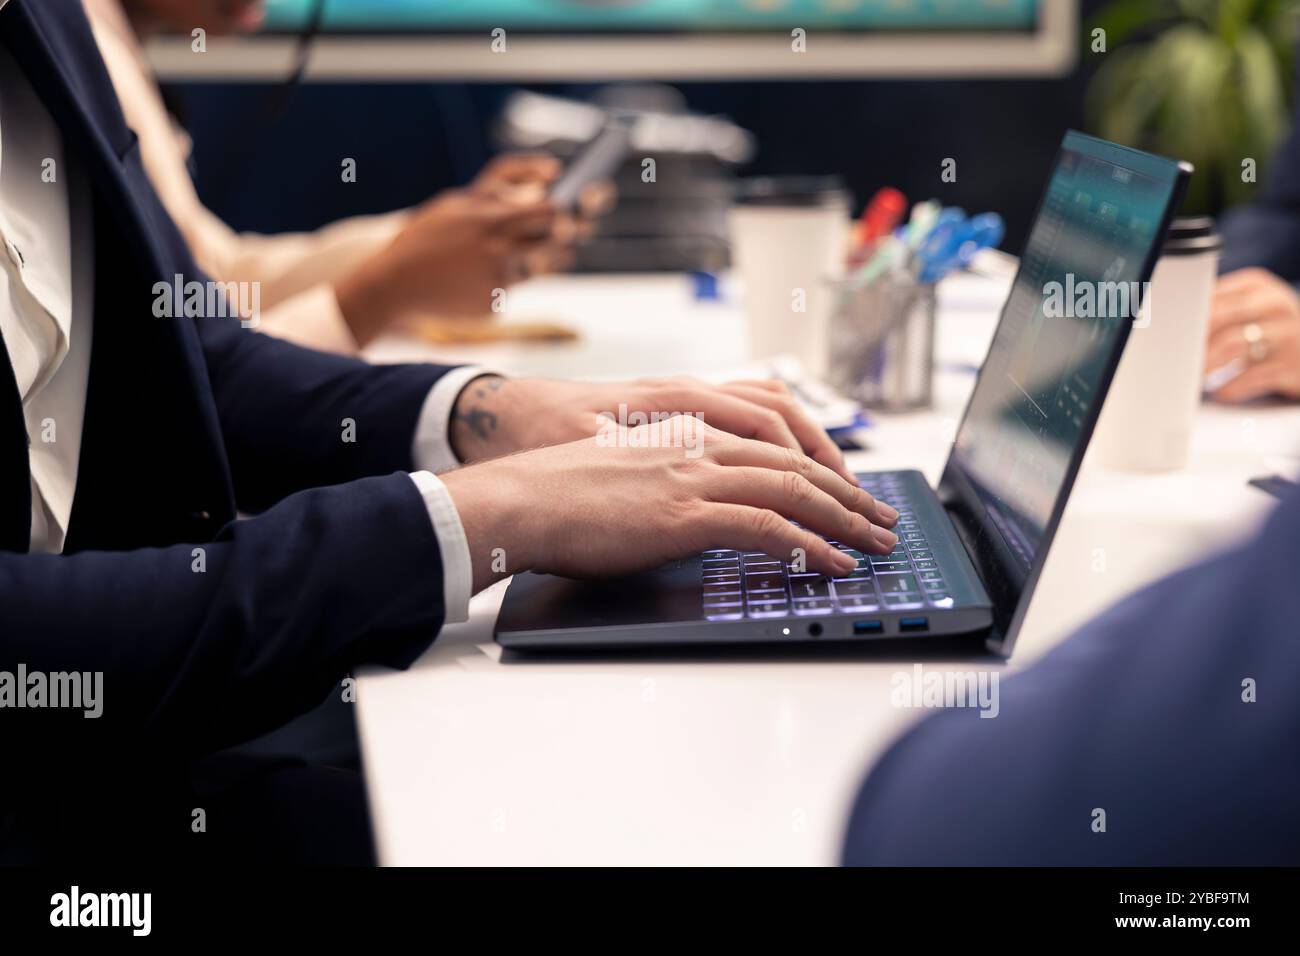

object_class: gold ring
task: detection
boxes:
[1242,322,1270,363]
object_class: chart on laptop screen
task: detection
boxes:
[261,0,1042,32]
[953,137,1181,571]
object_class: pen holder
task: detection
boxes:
[827,272,936,411]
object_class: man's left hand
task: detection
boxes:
[449,375,855,483]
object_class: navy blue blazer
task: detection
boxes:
[1220,64,1300,278]
[0,1,457,768]
[842,488,1300,866]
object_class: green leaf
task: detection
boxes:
[1086,0,1181,49]
[1083,0,1300,213]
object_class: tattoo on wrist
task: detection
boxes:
[451,375,506,455]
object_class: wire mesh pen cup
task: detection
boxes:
[826,272,936,411]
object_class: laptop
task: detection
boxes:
[496,132,1191,656]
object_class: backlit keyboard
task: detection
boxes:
[702,472,954,621]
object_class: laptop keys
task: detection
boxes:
[790,578,831,601]
[700,471,969,621]
[791,598,835,615]
[870,561,910,574]
[878,573,919,593]
[744,572,785,593]
[831,580,875,598]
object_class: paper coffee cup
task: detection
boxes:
[729,176,851,378]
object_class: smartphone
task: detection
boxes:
[549,121,631,210]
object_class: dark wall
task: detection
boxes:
[680,75,1093,250]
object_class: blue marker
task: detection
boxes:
[917,213,1004,283]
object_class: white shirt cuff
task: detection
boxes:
[408,470,473,624]
[411,365,500,474]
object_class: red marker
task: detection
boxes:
[849,187,907,266]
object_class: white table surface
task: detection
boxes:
[358,271,1300,866]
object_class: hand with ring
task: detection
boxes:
[1204,267,1300,402]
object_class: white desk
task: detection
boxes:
[358,272,1300,866]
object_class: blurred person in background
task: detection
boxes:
[1204,91,1300,404]
[86,0,607,353]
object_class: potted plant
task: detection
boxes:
[1086,0,1300,213]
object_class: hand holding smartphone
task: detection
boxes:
[549,120,631,210]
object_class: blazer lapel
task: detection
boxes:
[0,0,232,550]
[0,330,31,553]
[0,0,216,375]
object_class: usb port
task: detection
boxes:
[852,620,883,635]
[899,617,929,632]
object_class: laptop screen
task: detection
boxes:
[950,132,1186,582]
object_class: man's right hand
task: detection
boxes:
[439,418,899,594]
[334,189,555,344]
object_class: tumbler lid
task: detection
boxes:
[1163,216,1222,255]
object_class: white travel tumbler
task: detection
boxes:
[1092,217,1222,472]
